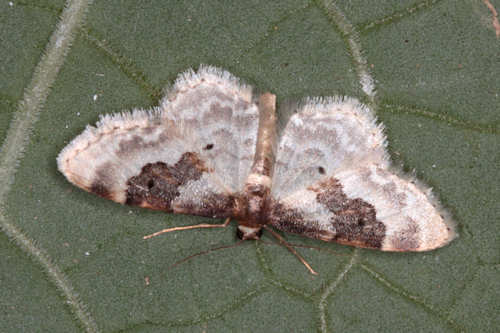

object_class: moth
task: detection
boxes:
[58,66,455,273]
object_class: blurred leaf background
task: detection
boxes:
[1,0,499,332]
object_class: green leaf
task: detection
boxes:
[1,0,499,332]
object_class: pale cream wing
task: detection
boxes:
[272,97,389,199]
[57,66,259,218]
[269,98,455,251]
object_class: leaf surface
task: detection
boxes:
[1,0,499,332]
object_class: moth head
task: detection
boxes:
[236,225,263,240]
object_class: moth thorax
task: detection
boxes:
[241,174,271,225]
[236,225,263,240]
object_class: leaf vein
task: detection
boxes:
[0,0,98,331]
[381,102,499,134]
[317,250,358,333]
[80,28,162,101]
[358,0,443,33]
[360,263,465,332]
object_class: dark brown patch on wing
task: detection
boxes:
[174,192,236,219]
[268,202,334,241]
[309,177,386,248]
[125,152,209,211]
[268,177,386,249]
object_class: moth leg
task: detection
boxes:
[263,225,318,275]
[143,217,231,239]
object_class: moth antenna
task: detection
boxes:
[170,240,245,269]
[143,217,231,239]
[263,225,318,275]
